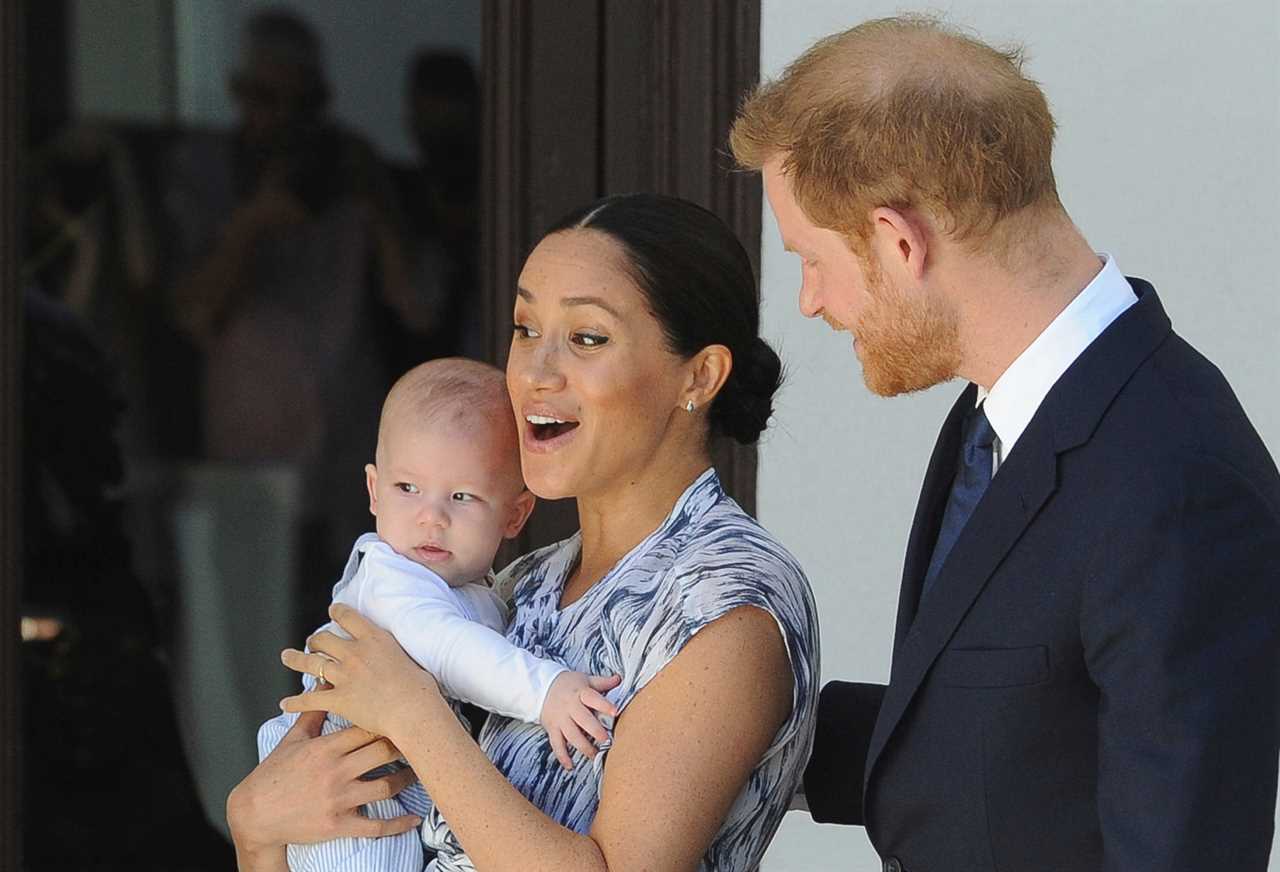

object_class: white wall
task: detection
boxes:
[755,2,1280,870]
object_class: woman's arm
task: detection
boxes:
[283,602,792,872]
[226,709,422,871]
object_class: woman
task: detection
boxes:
[228,194,819,871]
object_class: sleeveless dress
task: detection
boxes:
[424,468,820,871]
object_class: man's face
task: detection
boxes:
[763,157,960,396]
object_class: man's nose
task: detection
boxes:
[799,279,822,318]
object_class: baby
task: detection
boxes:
[257,358,615,872]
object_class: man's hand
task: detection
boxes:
[539,671,622,771]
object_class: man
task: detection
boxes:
[732,15,1280,872]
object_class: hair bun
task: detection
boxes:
[711,336,784,445]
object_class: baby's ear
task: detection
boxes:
[504,489,536,538]
[364,464,379,516]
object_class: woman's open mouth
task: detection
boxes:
[524,414,580,450]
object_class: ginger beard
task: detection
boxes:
[849,252,962,397]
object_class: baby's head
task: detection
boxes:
[365,358,535,586]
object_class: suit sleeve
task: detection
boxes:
[803,680,886,825]
[1082,451,1280,871]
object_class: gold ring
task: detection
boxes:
[316,659,327,685]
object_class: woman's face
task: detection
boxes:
[507,229,692,501]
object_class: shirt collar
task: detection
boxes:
[978,254,1137,459]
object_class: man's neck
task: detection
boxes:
[950,221,1103,390]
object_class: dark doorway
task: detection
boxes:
[0,2,761,865]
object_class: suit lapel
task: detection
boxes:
[892,384,975,660]
[867,415,1059,781]
[863,278,1174,797]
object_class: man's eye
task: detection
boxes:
[572,332,608,348]
[513,323,541,339]
[396,483,419,495]
[451,492,477,502]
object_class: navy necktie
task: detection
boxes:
[920,404,996,601]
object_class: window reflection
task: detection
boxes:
[21,2,482,864]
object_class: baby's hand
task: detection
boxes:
[540,670,622,771]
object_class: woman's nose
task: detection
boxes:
[518,339,566,391]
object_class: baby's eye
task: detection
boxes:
[572,332,608,348]
[451,492,478,503]
[395,482,420,495]
[513,323,541,339]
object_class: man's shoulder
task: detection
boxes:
[1116,329,1268,460]
[1054,328,1280,514]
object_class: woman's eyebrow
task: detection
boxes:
[561,296,622,318]
[516,287,622,319]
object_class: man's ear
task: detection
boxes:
[365,464,379,517]
[870,205,929,281]
[504,489,536,539]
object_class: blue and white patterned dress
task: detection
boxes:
[424,468,820,871]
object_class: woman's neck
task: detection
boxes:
[561,451,712,606]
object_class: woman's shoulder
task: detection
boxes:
[664,493,817,650]
[675,493,811,594]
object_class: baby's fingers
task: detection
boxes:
[586,673,622,694]
[571,704,610,746]
[579,686,619,718]
[548,729,574,772]
[564,721,601,762]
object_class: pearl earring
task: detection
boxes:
[685,400,695,413]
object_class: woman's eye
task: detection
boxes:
[572,332,608,348]
[513,323,541,339]
[396,483,420,495]
[451,492,477,503]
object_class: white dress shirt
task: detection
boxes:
[979,254,1138,473]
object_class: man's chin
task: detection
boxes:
[859,347,956,397]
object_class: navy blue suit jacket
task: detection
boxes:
[804,281,1280,871]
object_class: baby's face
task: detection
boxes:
[366,415,533,586]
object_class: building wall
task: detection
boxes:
[756,2,1280,870]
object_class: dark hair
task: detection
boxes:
[546,193,782,445]
[409,49,479,101]
[243,8,328,91]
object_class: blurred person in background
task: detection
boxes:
[164,7,433,609]
[383,48,482,374]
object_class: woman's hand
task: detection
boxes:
[280,603,446,740]
[226,709,421,868]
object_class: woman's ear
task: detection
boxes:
[365,464,379,517]
[683,344,733,410]
[504,489,537,539]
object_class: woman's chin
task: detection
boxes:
[520,465,578,501]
